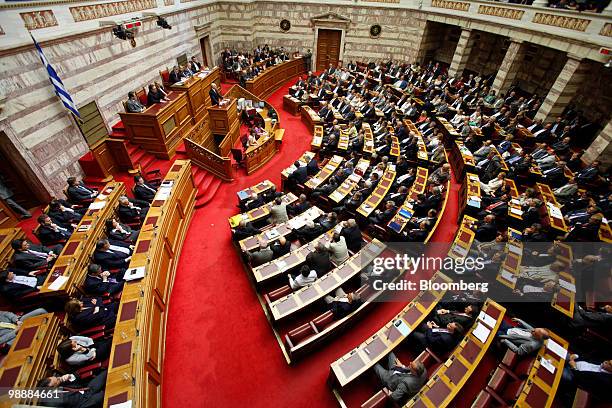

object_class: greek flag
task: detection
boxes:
[31,34,81,120]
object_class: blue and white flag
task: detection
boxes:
[31,34,81,120]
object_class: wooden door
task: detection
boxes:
[316,29,342,71]
[200,36,210,67]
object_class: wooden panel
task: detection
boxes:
[316,29,342,71]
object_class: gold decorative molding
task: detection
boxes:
[0,24,5,36]
[601,23,612,37]
[165,0,175,5]
[361,0,400,3]
[69,0,157,23]
[20,10,58,30]
[478,5,524,20]
[532,13,590,32]
[431,0,470,12]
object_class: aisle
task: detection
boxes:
[161,79,460,407]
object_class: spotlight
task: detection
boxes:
[157,16,171,30]
[112,25,134,40]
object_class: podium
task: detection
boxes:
[208,98,240,156]
[119,91,193,160]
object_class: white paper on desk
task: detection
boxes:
[558,279,576,293]
[97,193,108,200]
[394,319,411,337]
[276,260,287,269]
[265,229,280,240]
[473,322,491,344]
[500,269,517,284]
[478,311,497,328]
[309,177,320,185]
[365,141,374,147]
[452,243,468,258]
[330,192,342,202]
[48,275,68,291]
[546,338,567,360]
[110,401,132,408]
[548,203,563,219]
[508,242,522,255]
[88,201,106,210]
[510,207,523,216]
[510,199,521,206]
[541,357,556,374]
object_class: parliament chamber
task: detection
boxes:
[0,0,611,407]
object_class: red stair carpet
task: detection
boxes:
[161,79,461,407]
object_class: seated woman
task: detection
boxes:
[57,335,112,367]
[64,297,118,330]
[252,123,268,138]
[106,218,139,247]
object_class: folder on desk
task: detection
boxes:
[124,266,146,282]
[388,221,402,233]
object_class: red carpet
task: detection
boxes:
[161,79,460,407]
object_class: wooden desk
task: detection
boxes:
[103,160,196,408]
[459,173,482,218]
[251,228,334,284]
[301,106,322,133]
[357,167,397,218]
[281,152,315,181]
[496,240,523,290]
[0,313,61,407]
[436,116,461,148]
[329,159,370,204]
[405,300,506,407]
[228,193,297,228]
[283,95,302,116]
[450,141,475,179]
[246,57,305,99]
[238,207,324,253]
[39,182,125,298]
[208,97,238,138]
[536,183,568,234]
[491,146,509,172]
[0,227,25,269]
[337,130,350,151]
[268,239,386,321]
[167,67,220,126]
[390,135,401,161]
[513,332,569,408]
[311,125,324,151]
[237,180,274,202]
[362,123,375,155]
[119,91,193,159]
[305,155,343,190]
[387,167,428,234]
[447,220,477,261]
[329,272,453,388]
[551,271,576,318]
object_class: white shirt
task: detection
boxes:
[289,270,317,290]
[12,275,37,288]
[575,361,610,374]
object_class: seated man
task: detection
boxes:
[496,317,549,357]
[57,335,112,367]
[412,321,464,353]
[325,288,362,319]
[133,176,158,202]
[287,194,310,216]
[37,214,71,246]
[560,355,612,405]
[37,370,108,408]
[83,264,124,296]
[232,220,260,241]
[66,177,98,204]
[271,236,291,258]
[288,265,317,290]
[368,200,397,226]
[126,91,145,113]
[430,304,478,328]
[47,199,83,228]
[118,196,148,224]
[373,352,427,405]
[106,218,139,247]
[326,233,349,264]
[0,308,48,346]
[248,239,274,267]
[11,239,60,273]
[340,219,362,253]
[0,269,43,299]
[92,239,131,271]
[268,197,289,225]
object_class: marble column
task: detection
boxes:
[492,40,526,96]
[448,28,475,78]
[535,55,589,122]
[583,120,612,169]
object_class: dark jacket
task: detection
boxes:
[341,225,363,252]
[71,298,117,329]
[134,183,157,202]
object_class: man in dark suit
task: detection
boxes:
[472,215,497,242]
[306,242,332,274]
[325,288,362,319]
[48,199,82,228]
[133,176,157,202]
[66,177,98,204]
[209,83,222,106]
[118,196,148,223]
[36,214,71,246]
[11,239,60,273]
[0,269,41,299]
[83,263,124,296]
[340,219,362,253]
[37,370,108,408]
[306,157,319,176]
[431,304,478,328]
[288,161,309,186]
[405,221,430,242]
[232,220,260,241]
[92,239,131,270]
[368,200,397,225]
[560,356,612,405]
[287,194,310,216]
[412,322,464,353]
[169,66,184,84]
[574,160,600,184]
[189,56,202,72]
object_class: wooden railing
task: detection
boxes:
[185,137,233,181]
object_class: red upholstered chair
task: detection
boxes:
[361,388,391,408]
[284,322,317,348]
[264,285,292,304]
[159,69,170,86]
[136,88,147,106]
[312,310,334,332]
